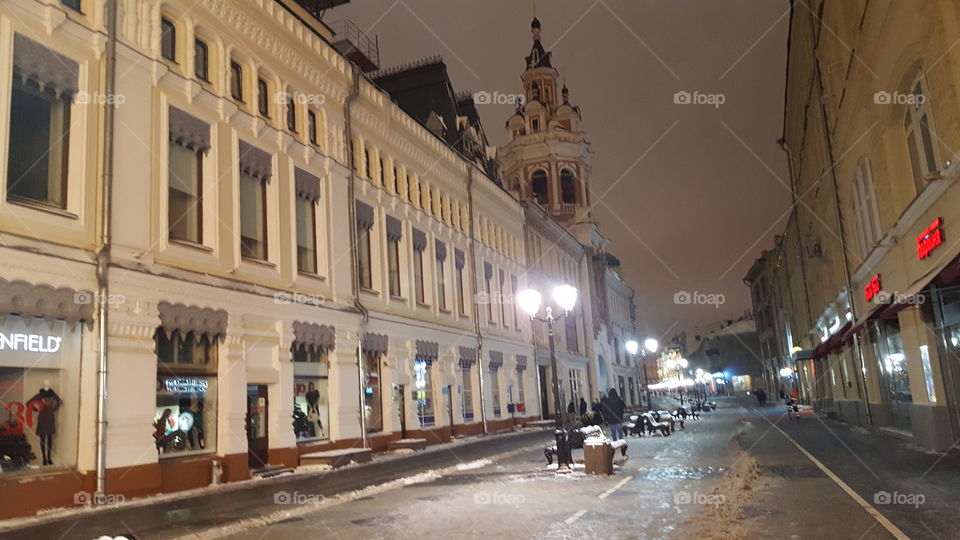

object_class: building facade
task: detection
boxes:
[0,0,539,518]
[747,0,960,451]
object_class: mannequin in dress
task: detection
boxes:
[27,379,62,466]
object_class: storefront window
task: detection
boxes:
[292,346,328,441]
[415,359,434,426]
[364,353,383,432]
[0,315,81,473]
[462,366,474,421]
[155,329,217,456]
[870,319,912,432]
[490,368,501,417]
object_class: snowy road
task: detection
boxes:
[4,396,958,539]
[221,396,954,540]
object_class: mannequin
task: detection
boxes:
[305,382,324,438]
[27,379,62,466]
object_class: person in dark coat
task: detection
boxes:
[567,400,576,414]
[579,397,588,416]
[600,388,627,441]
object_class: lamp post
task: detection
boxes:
[518,283,578,473]
[665,357,689,404]
[629,338,658,410]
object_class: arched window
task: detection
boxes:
[904,74,939,194]
[531,170,548,205]
[560,169,576,204]
[852,159,882,258]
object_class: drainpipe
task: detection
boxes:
[95,0,118,497]
[810,15,873,425]
[466,166,487,435]
[343,65,369,447]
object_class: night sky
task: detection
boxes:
[333,0,791,340]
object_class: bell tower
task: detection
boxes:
[499,17,592,226]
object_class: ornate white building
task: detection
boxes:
[0,0,536,518]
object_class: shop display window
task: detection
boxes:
[154,329,217,456]
[292,346,329,441]
[0,315,81,473]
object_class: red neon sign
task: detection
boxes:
[917,218,944,260]
[864,274,881,302]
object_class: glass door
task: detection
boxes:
[246,385,269,469]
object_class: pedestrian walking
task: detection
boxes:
[567,400,576,414]
[579,397,588,416]
[600,388,626,441]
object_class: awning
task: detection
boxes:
[813,321,851,358]
[792,349,815,361]
[516,355,528,371]
[158,301,228,342]
[458,346,476,369]
[292,321,335,354]
[415,340,439,366]
[488,350,503,370]
[362,332,388,357]
[0,278,94,329]
[294,168,322,203]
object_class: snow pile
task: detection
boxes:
[456,459,491,471]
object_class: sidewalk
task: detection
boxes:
[0,429,553,540]
[742,400,960,539]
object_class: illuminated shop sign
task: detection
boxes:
[163,377,209,394]
[917,218,944,259]
[864,275,881,302]
[0,332,62,353]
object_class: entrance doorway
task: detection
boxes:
[246,384,270,469]
[538,365,549,420]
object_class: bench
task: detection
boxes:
[386,438,427,451]
[300,448,373,468]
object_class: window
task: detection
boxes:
[414,247,426,304]
[61,0,82,12]
[295,196,317,273]
[437,243,447,311]
[560,169,576,204]
[364,148,372,179]
[285,93,297,132]
[904,75,938,194]
[292,346,328,441]
[628,377,636,405]
[7,77,70,208]
[613,337,620,364]
[364,353,383,432]
[484,265,494,322]
[155,329,217,456]
[239,170,267,259]
[566,316,579,353]
[531,170,548,205]
[569,369,585,402]
[490,368,501,417]
[531,117,540,132]
[852,159,883,258]
[160,17,176,62]
[387,236,401,296]
[415,359,434,426]
[511,275,520,329]
[499,270,507,326]
[378,157,385,186]
[168,142,203,243]
[257,78,269,117]
[308,110,318,145]
[462,366,474,421]
[230,61,243,101]
[456,255,467,316]
[194,39,209,81]
[358,225,372,289]
[516,370,525,404]
[0,315,81,472]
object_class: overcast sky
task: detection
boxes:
[332,0,792,341]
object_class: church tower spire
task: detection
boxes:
[498,17,591,226]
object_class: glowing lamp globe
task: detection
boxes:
[644,338,659,353]
[516,288,543,317]
[552,284,578,313]
[625,340,639,356]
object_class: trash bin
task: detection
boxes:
[583,439,614,475]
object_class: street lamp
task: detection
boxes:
[644,338,658,354]
[665,357,688,404]
[519,283,579,473]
